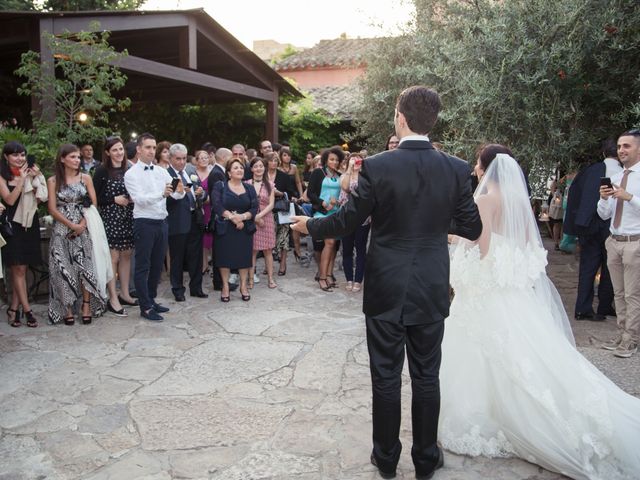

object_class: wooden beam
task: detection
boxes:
[194,17,274,90]
[48,13,189,36]
[116,53,273,101]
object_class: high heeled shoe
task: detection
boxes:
[81,300,92,325]
[318,278,333,292]
[7,307,21,328]
[23,310,38,328]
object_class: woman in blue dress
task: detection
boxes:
[307,146,344,292]
[212,158,258,302]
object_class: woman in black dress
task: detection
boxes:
[0,141,45,327]
[212,158,258,302]
[93,136,136,316]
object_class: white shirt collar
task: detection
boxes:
[399,134,430,145]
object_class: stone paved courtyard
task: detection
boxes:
[0,238,638,479]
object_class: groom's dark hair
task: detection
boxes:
[396,86,441,135]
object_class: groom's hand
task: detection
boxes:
[290,215,310,235]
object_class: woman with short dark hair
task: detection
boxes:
[212,158,258,302]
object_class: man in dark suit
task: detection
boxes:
[292,86,482,479]
[166,143,208,301]
[564,139,620,320]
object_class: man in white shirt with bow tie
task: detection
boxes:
[124,133,185,322]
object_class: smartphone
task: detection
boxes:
[27,154,36,168]
[600,177,612,188]
[171,177,180,191]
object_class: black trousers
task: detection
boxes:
[133,218,168,312]
[366,315,443,476]
[168,216,203,296]
[575,228,614,315]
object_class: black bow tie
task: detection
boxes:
[144,165,154,171]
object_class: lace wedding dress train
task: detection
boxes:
[439,236,640,480]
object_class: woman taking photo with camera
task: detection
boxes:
[47,144,105,325]
[0,141,47,328]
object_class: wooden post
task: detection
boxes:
[30,18,56,123]
[266,88,279,143]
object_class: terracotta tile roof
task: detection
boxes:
[275,38,380,70]
[304,85,360,120]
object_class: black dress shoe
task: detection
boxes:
[153,303,170,313]
[129,290,138,298]
[370,454,396,479]
[174,295,186,302]
[575,312,605,321]
[190,291,209,298]
[416,448,444,480]
[597,309,616,317]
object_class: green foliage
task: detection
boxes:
[280,96,342,157]
[357,0,640,195]
[15,24,130,171]
[0,127,57,177]
[0,0,36,10]
[0,0,143,10]
[41,0,144,10]
[118,95,343,163]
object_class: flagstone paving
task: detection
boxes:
[0,238,636,479]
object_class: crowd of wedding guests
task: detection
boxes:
[0,134,384,326]
[2,128,639,360]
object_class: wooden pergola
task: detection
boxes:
[0,9,300,141]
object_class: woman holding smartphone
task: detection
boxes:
[339,152,370,292]
[0,141,47,328]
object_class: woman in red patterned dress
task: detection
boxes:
[248,157,277,289]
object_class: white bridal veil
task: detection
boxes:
[473,154,575,345]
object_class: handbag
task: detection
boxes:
[0,213,14,238]
[548,191,564,220]
[273,192,290,212]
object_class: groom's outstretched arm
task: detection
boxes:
[306,163,375,240]
[450,172,482,241]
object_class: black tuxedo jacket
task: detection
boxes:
[564,162,610,237]
[308,140,482,324]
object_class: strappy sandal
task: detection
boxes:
[268,278,278,289]
[23,310,38,328]
[318,278,333,292]
[7,307,21,327]
[329,274,338,288]
[81,300,92,325]
[64,316,75,326]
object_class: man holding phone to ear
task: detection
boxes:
[598,129,640,358]
[124,132,185,322]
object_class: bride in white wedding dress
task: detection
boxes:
[439,147,640,480]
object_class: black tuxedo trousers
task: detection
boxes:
[366,316,444,476]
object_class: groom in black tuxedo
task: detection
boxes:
[292,86,482,479]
